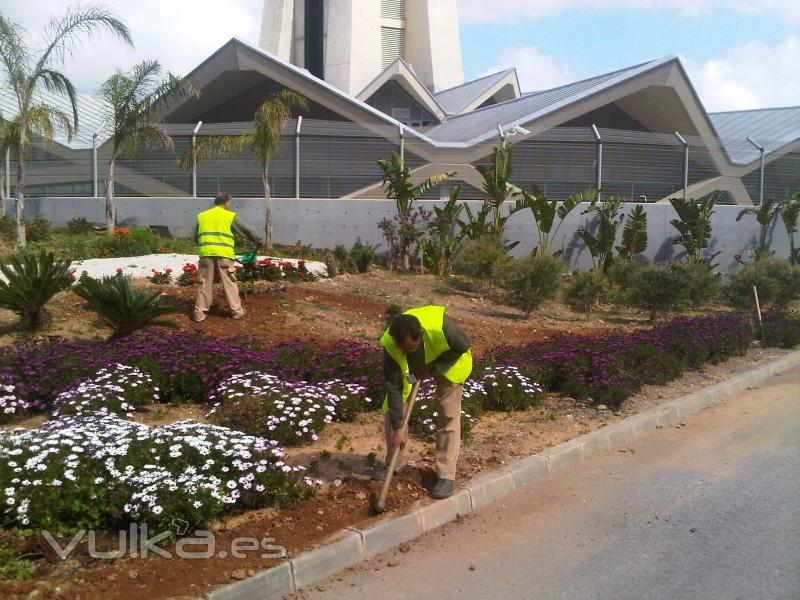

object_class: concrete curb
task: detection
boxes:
[203,350,800,600]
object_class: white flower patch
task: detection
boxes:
[209,372,351,445]
[0,380,28,424]
[52,364,160,418]
[0,413,312,531]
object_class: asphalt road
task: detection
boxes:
[292,366,800,600]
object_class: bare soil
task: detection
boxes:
[0,268,790,600]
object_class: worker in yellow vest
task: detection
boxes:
[192,192,263,322]
[376,306,472,499]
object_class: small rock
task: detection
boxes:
[690,528,697,533]
[597,405,608,411]
[231,568,248,580]
[27,591,42,600]
[469,565,476,571]
[106,574,117,582]
[317,509,324,515]
[399,543,412,553]
[128,570,139,580]
[355,491,367,501]
[387,560,401,567]
[246,569,256,577]
[333,479,343,487]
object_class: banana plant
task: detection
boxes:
[421,185,465,275]
[736,198,779,260]
[576,197,624,272]
[515,185,597,256]
[669,196,717,263]
[779,192,800,264]
[457,201,493,241]
[476,145,516,237]
[616,204,648,259]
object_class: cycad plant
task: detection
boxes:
[669,196,717,263]
[178,90,308,249]
[616,204,648,259]
[0,250,72,328]
[100,60,197,234]
[0,7,132,247]
[73,275,179,338]
[515,185,597,256]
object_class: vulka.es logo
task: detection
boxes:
[42,523,287,560]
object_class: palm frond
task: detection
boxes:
[176,134,253,170]
[0,16,29,108]
[26,103,74,145]
[252,90,308,164]
[34,5,132,74]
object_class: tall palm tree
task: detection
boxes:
[178,90,308,249]
[0,6,132,247]
[100,60,197,234]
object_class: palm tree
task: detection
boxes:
[0,111,8,217]
[476,145,516,237]
[178,90,308,249]
[0,6,132,247]
[100,60,197,234]
[736,198,779,259]
[779,192,800,264]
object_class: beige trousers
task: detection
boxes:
[192,257,244,321]
[384,371,463,481]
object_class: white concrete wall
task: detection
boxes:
[325,0,382,94]
[259,0,295,60]
[405,0,463,92]
[18,197,792,274]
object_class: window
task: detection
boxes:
[304,0,324,79]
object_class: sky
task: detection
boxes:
[2,0,799,112]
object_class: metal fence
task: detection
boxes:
[2,120,797,204]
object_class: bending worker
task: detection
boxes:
[193,192,263,322]
[374,305,472,499]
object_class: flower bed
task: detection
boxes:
[485,314,753,407]
[0,415,314,533]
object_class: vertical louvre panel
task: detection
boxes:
[381,0,405,19]
[381,27,405,69]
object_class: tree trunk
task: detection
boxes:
[15,150,26,248]
[262,167,273,250]
[106,159,116,235]
[0,164,5,219]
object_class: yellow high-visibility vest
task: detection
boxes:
[381,305,472,412]
[197,206,237,259]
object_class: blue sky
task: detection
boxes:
[3,0,799,112]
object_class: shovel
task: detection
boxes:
[372,373,420,515]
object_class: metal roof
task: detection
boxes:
[708,106,800,164]
[423,58,670,143]
[434,68,517,115]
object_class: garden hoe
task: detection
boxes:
[371,373,420,515]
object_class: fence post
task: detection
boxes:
[192,121,203,198]
[4,147,9,199]
[591,124,602,199]
[674,131,689,199]
[399,123,405,164]
[92,133,98,197]
[295,116,303,198]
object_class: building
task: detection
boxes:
[1,0,798,205]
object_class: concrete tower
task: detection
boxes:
[259,0,464,95]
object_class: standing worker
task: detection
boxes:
[375,306,472,499]
[193,192,263,322]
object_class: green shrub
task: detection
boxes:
[0,250,72,328]
[725,258,800,310]
[493,253,563,317]
[51,364,159,418]
[72,274,180,338]
[332,243,353,274]
[564,270,610,312]
[607,259,641,288]
[349,238,376,273]
[0,215,13,238]
[452,237,508,279]
[24,216,51,242]
[0,543,36,581]
[93,225,160,258]
[669,261,720,307]
[322,249,339,278]
[66,217,93,235]
[621,264,684,320]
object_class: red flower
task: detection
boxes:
[165,268,173,274]
[116,268,123,274]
